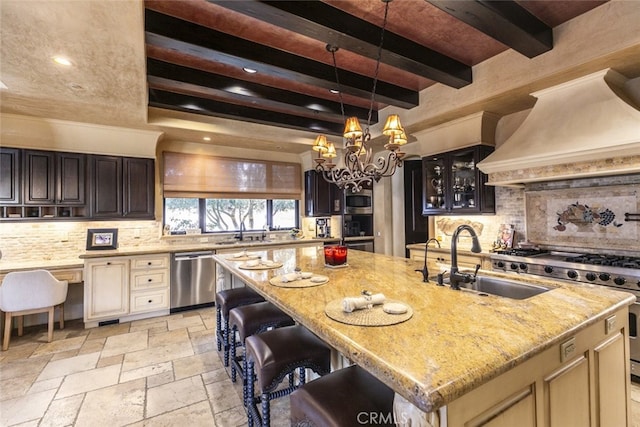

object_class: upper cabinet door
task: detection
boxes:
[123,157,155,218]
[91,155,123,218]
[23,150,55,205]
[422,145,495,215]
[0,148,21,204]
[57,153,86,205]
[305,170,332,217]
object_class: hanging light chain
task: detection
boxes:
[366,0,391,130]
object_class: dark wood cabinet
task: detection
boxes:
[91,155,123,218]
[57,152,86,205]
[123,157,155,218]
[0,148,21,204]
[91,155,155,219]
[422,145,495,215]
[404,160,428,254]
[23,150,55,205]
[1,147,154,221]
[305,170,342,217]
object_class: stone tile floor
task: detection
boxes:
[0,307,639,426]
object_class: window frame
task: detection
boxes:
[163,197,299,234]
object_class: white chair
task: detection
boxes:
[0,270,68,351]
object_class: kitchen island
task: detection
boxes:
[214,246,634,426]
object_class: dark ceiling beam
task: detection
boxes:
[426,0,552,58]
[148,89,345,135]
[144,9,418,109]
[146,58,375,124]
[212,0,472,89]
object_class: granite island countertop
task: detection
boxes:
[213,247,634,413]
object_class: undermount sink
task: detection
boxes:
[459,276,551,300]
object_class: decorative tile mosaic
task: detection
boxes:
[526,184,640,251]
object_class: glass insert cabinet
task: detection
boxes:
[422,145,495,215]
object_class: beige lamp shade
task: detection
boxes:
[323,142,337,158]
[343,117,363,139]
[382,114,404,136]
[313,135,328,152]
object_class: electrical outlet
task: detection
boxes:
[133,228,141,238]
[560,337,576,362]
[605,315,617,334]
[61,232,69,242]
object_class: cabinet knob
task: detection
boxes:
[148,262,152,265]
[148,278,152,282]
[106,262,111,266]
[148,299,152,303]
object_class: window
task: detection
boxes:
[164,198,299,234]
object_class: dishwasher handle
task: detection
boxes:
[173,251,215,261]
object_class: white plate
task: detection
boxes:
[310,275,329,283]
[382,302,408,315]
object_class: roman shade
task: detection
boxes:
[163,152,302,199]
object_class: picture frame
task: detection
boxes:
[86,228,118,250]
[496,224,515,249]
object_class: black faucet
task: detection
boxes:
[449,225,482,290]
[235,221,245,241]
[416,238,441,282]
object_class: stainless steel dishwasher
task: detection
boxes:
[170,251,216,312]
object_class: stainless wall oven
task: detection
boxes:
[345,189,372,214]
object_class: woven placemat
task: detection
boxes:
[324,299,413,326]
[226,254,260,261]
[238,262,283,270]
[269,275,329,288]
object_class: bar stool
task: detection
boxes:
[290,364,395,427]
[216,287,265,366]
[245,325,331,427]
[228,301,295,404]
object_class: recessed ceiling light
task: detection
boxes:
[52,56,72,66]
[242,67,257,74]
[330,89,339,94]
[203,136,211,141]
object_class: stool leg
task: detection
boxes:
[299,367,306,386]
[261,391,270,427]
[230,326,238,382]
[223,316,231,366]
[247,360,255,426]
[216,306,222,351]
[243,352,249,407]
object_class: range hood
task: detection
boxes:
[477,69,640,186]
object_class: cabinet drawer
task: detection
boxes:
[131,270,168,290]
[130,288,169,313]
[131,255,168,270]
[52,268,83,283]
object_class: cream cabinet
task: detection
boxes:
[129,254,170,314]
[84,258,130,321]
[84,253,170,327]
[446,307,630,427]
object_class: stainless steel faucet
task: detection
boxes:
[449,225,482,290]
[416,238,441,282]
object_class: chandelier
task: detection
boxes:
[312,0,407,192]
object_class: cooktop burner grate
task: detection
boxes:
[565,255,640,269]
[494,249,548,257]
